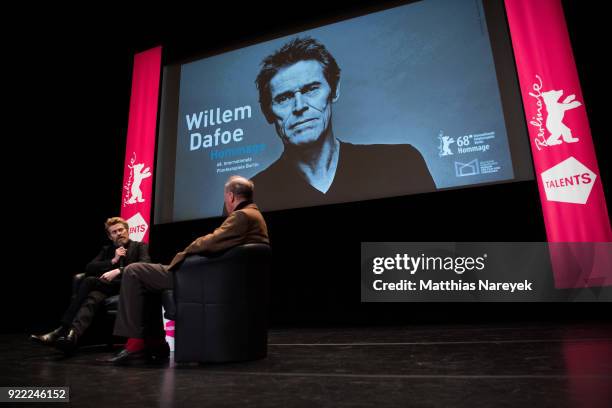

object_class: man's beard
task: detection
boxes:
[115,237,128,246]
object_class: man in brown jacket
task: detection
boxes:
[107,175,269,365]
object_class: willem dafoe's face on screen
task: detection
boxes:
[269,60,339,147]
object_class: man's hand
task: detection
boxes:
[111,246,127,265]
[101,268,121,282]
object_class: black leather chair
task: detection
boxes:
[171,243,271,363]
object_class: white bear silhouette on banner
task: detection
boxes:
[127,163,152,204]
[541,89,581,146]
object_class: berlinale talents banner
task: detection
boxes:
[120,46,162,243]
[504,0,611,288]
[119,46,174,348]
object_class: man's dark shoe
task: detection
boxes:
[30,326,66,346]
[55,328,78,354]
[147,342,170,363]
[103,348,148,365]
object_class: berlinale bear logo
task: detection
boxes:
[529,75,582,150]
[541,90,581,145]
[127,163,152,204]
[123,153,152,206]
[437,131,455,157]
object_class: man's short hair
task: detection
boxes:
[225,176,254,201]
[105,217,129,234]
[256,36,341,123]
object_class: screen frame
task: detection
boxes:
[152,0,535,225]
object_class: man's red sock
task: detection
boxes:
[125,338,145,352]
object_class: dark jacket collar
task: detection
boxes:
[234,200,254,212]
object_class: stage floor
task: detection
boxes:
[1,323,611,407]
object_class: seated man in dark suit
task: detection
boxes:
[252,37,436,212]
[30,217,150,354]
[105,175,269,365]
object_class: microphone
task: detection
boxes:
[119,245,126,268]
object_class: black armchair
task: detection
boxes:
[171,243,271,363]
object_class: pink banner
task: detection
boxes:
[120,46,162,244]
[504,0,611,288]
[119,46,174,350]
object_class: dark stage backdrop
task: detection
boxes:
[7,0,609,333]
